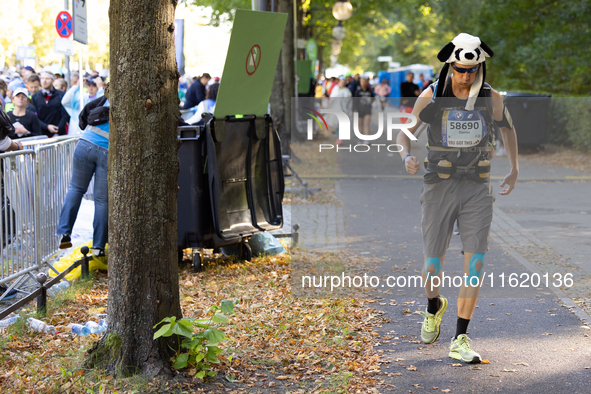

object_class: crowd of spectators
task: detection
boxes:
[0,65,109,141]
[311,71,435,143]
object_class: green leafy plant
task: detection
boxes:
[153,300,237,379]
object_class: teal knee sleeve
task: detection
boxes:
[424,257,441,278]
[466,253,485,286]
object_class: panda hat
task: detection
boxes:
[420,33,494,122]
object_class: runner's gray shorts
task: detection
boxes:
[420,177,495,257]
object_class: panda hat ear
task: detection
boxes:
[437,42,456,63]
[479,40,494,58]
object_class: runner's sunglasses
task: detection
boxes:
[451,64,480,74]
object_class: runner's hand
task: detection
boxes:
[404,156,420,175]
[499,170,518,195]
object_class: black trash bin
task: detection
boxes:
[177,115,284,270]
[504,92,551,150]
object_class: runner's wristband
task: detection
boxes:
[403,154,411,164]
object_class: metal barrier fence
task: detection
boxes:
[1,136,78,301]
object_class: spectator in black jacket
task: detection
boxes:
[7,87,41,138]
[31,71,69,137]
[182,73,211,109]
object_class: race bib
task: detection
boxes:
[441,110,487,147]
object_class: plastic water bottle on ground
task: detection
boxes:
[98,318,108,331]
[84,321,104,334]
[47,281,70,297]
[27,317,57,334]
[72,323,90,336]
[0,316,20,328]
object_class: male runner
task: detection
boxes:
[396,33,519,363]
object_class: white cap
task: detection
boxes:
[13,87,30,97]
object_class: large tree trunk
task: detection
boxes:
[86,0,182,377]
[280,0,295,148]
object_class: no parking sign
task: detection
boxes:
[56,11,73,38]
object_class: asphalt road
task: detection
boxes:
[340,177,591,394]
[328,106,591,393]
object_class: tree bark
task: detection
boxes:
[317,44,325,80]
[86,0,182,377]
[280,0,295,149]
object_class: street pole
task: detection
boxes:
[292,0,298,139]
[79,47,83,109]
[293,0,298,99]
[64,0,71,87]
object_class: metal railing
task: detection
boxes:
[1,136,78,302]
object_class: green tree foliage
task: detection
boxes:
[189,0,590,95]
[183,0,250,25]
[358,1,451,74]
[301,0,398,72]
[368,0,590,95]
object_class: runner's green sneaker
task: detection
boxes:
[420,295,448,344]
[449,334,482,364]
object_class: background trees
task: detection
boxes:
[195,0,590,95]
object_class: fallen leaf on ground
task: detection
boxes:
[502,369,518,373]
[405,365,417,371]
[450,363,462,367]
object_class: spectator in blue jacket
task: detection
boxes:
[182,73,211,109]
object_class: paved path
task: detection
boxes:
[293,103,591,392]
